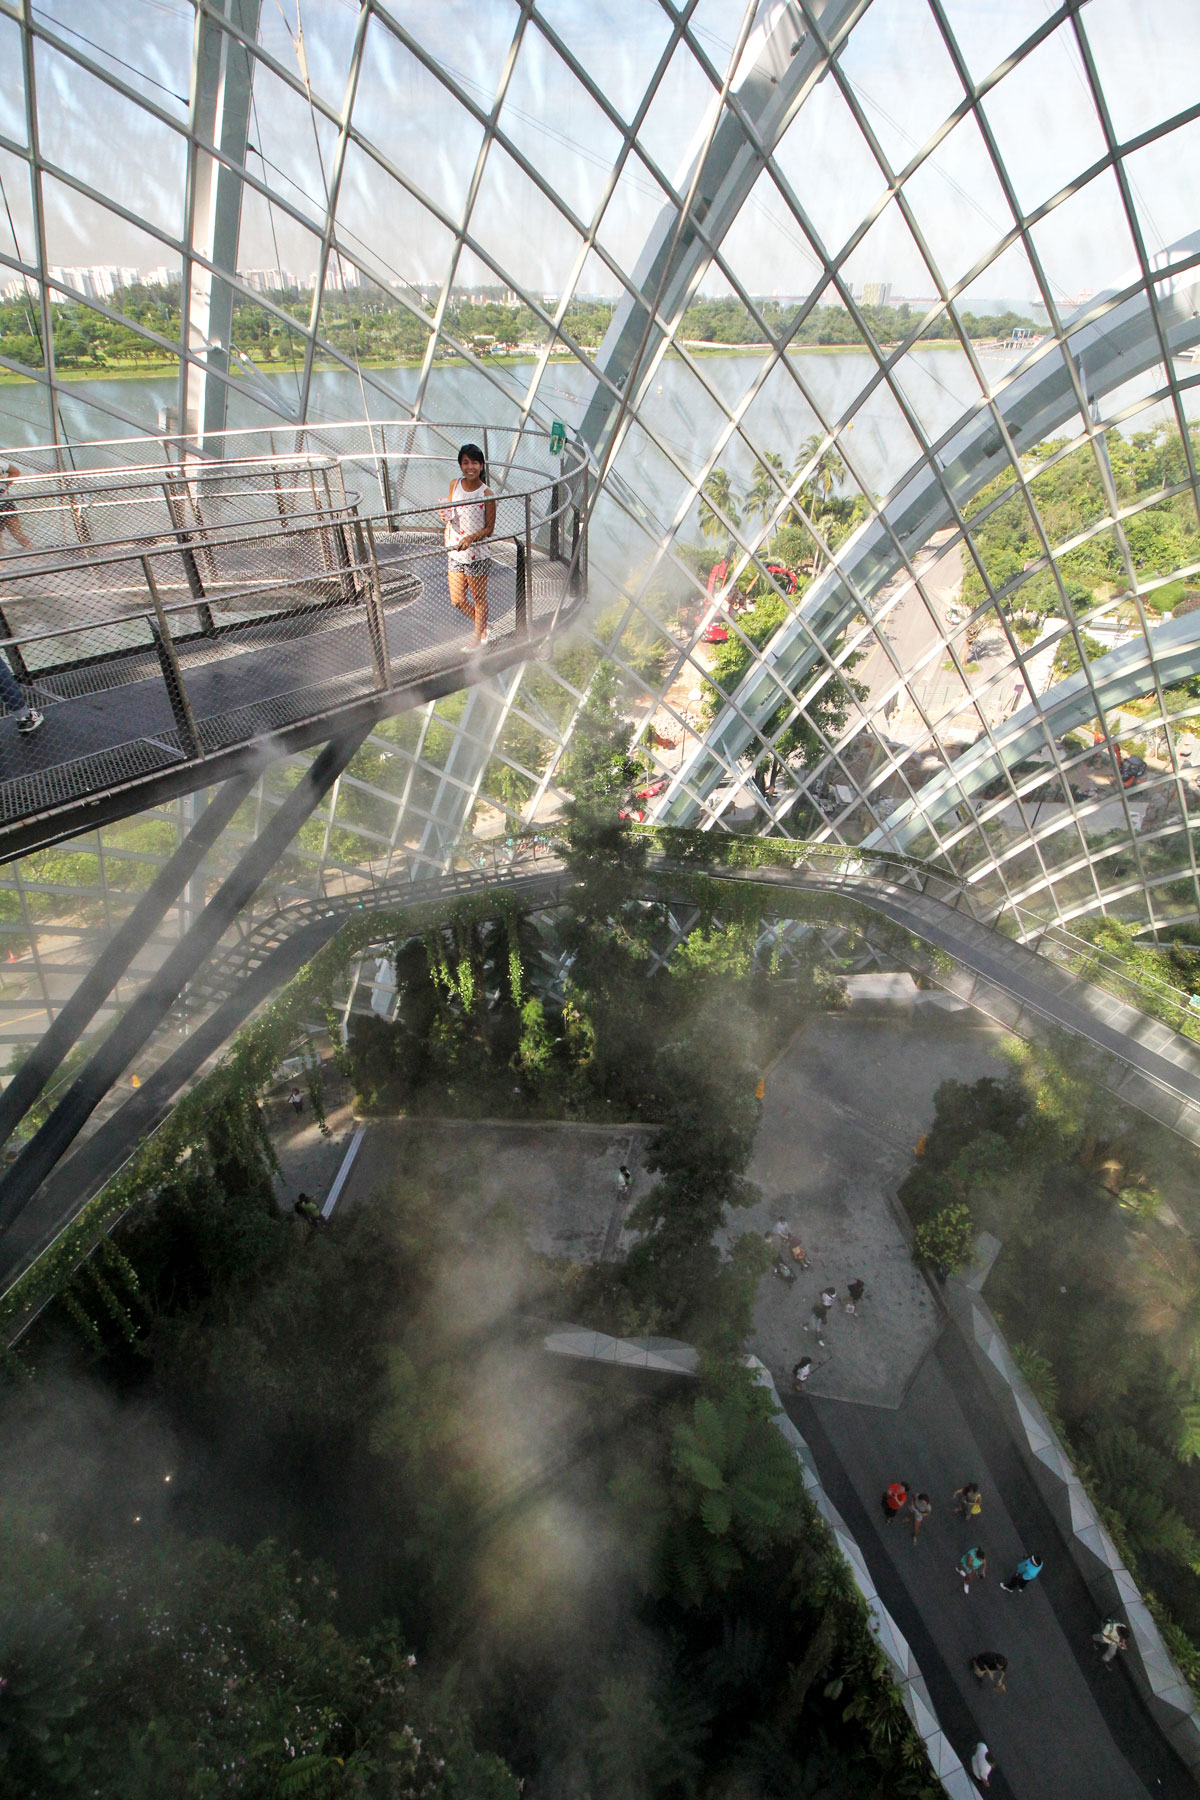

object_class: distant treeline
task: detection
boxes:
[0,280,1036,374]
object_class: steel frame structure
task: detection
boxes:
[0,0,1198,1070]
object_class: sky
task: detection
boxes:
[1,0,1198,317]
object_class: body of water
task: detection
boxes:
[0,348,1190,601]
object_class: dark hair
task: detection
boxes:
[458,442,487,481]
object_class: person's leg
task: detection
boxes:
[0,652,26,712]
[466,567,489,640]
[6,513,32,552]
[447,566,473,618]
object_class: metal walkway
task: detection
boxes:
[0,424,588,860]
[9,840,1200,1306]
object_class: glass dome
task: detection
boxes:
[1,0,1199,1049]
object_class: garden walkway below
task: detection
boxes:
[794,1332,1191,1799]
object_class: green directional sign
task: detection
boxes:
[549,420,566,456]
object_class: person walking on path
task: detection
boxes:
[908,1491,932,1546]
[288,1086,305,1116]
[805,1287,838,1346]
[0,464,32,550]
[616,1165,632,1194]
[881,1480,909,1525]
[294,1192,322,1227]
[1093,1618,1130,1665]
[792,1356,814,1390]
[969,1651,1007,1692]
[1000,1552,1043,1594]
[952,1481,982,1522]
[970,1741,995,1787]
[844,1276,865,1314]
[958,1545,987,1595]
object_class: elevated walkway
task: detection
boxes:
[9,837,1200,1305]
[0,423,588,859]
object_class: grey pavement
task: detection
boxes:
[742,1011,1192,1798]
[334,1116,654,1259]
[795,1331,1192,1799]
[745,1011,1005,1405]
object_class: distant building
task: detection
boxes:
[861,281,892,307]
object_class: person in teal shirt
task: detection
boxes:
[1001,1552,1043,1593]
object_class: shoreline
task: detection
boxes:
[0,340,1017,389]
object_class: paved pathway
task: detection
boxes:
[794,1331,1189,1798]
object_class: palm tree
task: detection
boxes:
[790,433,849,571]
[698,466,741,554]
[792,431,847,515]
[743,450,787,532]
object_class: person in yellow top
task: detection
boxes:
[754,1075,766,1103]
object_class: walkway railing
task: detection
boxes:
[0,424,589,858]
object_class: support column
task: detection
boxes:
[0,773,256,1153]
[0,728,368,1235]
[183,0,262,445]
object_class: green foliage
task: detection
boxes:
[666,1377,806,1606]
[912,1203,975,1273]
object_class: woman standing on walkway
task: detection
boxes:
[0,464,32,550]
[442,442,496,647]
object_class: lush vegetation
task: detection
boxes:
[0,285,1036,381]
[692,448,868,791]
[961,422,1200,654]
[897,1032,1200,1691]
[0,732,939,1796]
[679,296,1035,349]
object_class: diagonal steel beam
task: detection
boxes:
[0,727,368,1236]
[0,773,256,1154]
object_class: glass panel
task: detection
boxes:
[534,0,675,129]
[1082,0,1200,147]
[839,0,967,176]
[497,35,624,233]
[718,168,822,319]
[771,72,889,264]
[636,354,741,484]
[635,38,718,188]
[256,9,349,111]
[1121,118,1200,273]
[937,0,1059,88]
[34,39,187,239]
[335,143,460,298]
[979,24,1110,222]
[841,200,936,340]
[595,148,672,273]
[1027,166,1140,318]
[901,110,1015,293]
[0,10,27,146]
[0,149,35,274]
[352,15,485,226]
[241,58,339,236]
[466,139,585,301]
[372,0,522,107]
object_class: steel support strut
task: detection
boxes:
[0,728,369,1235]
[0,773,256,1155]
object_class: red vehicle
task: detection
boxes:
[702,619,729,643]
[706,558,730,598]
[707,557,798,595]
[635,777,669,801]
[764,561,799,594]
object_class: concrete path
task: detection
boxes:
[794,1330,1190,1798]
[745,1011,1005,1405]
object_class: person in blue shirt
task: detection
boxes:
[1000,1552,1043,1593]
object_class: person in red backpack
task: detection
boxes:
[881,1480,909,1524]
